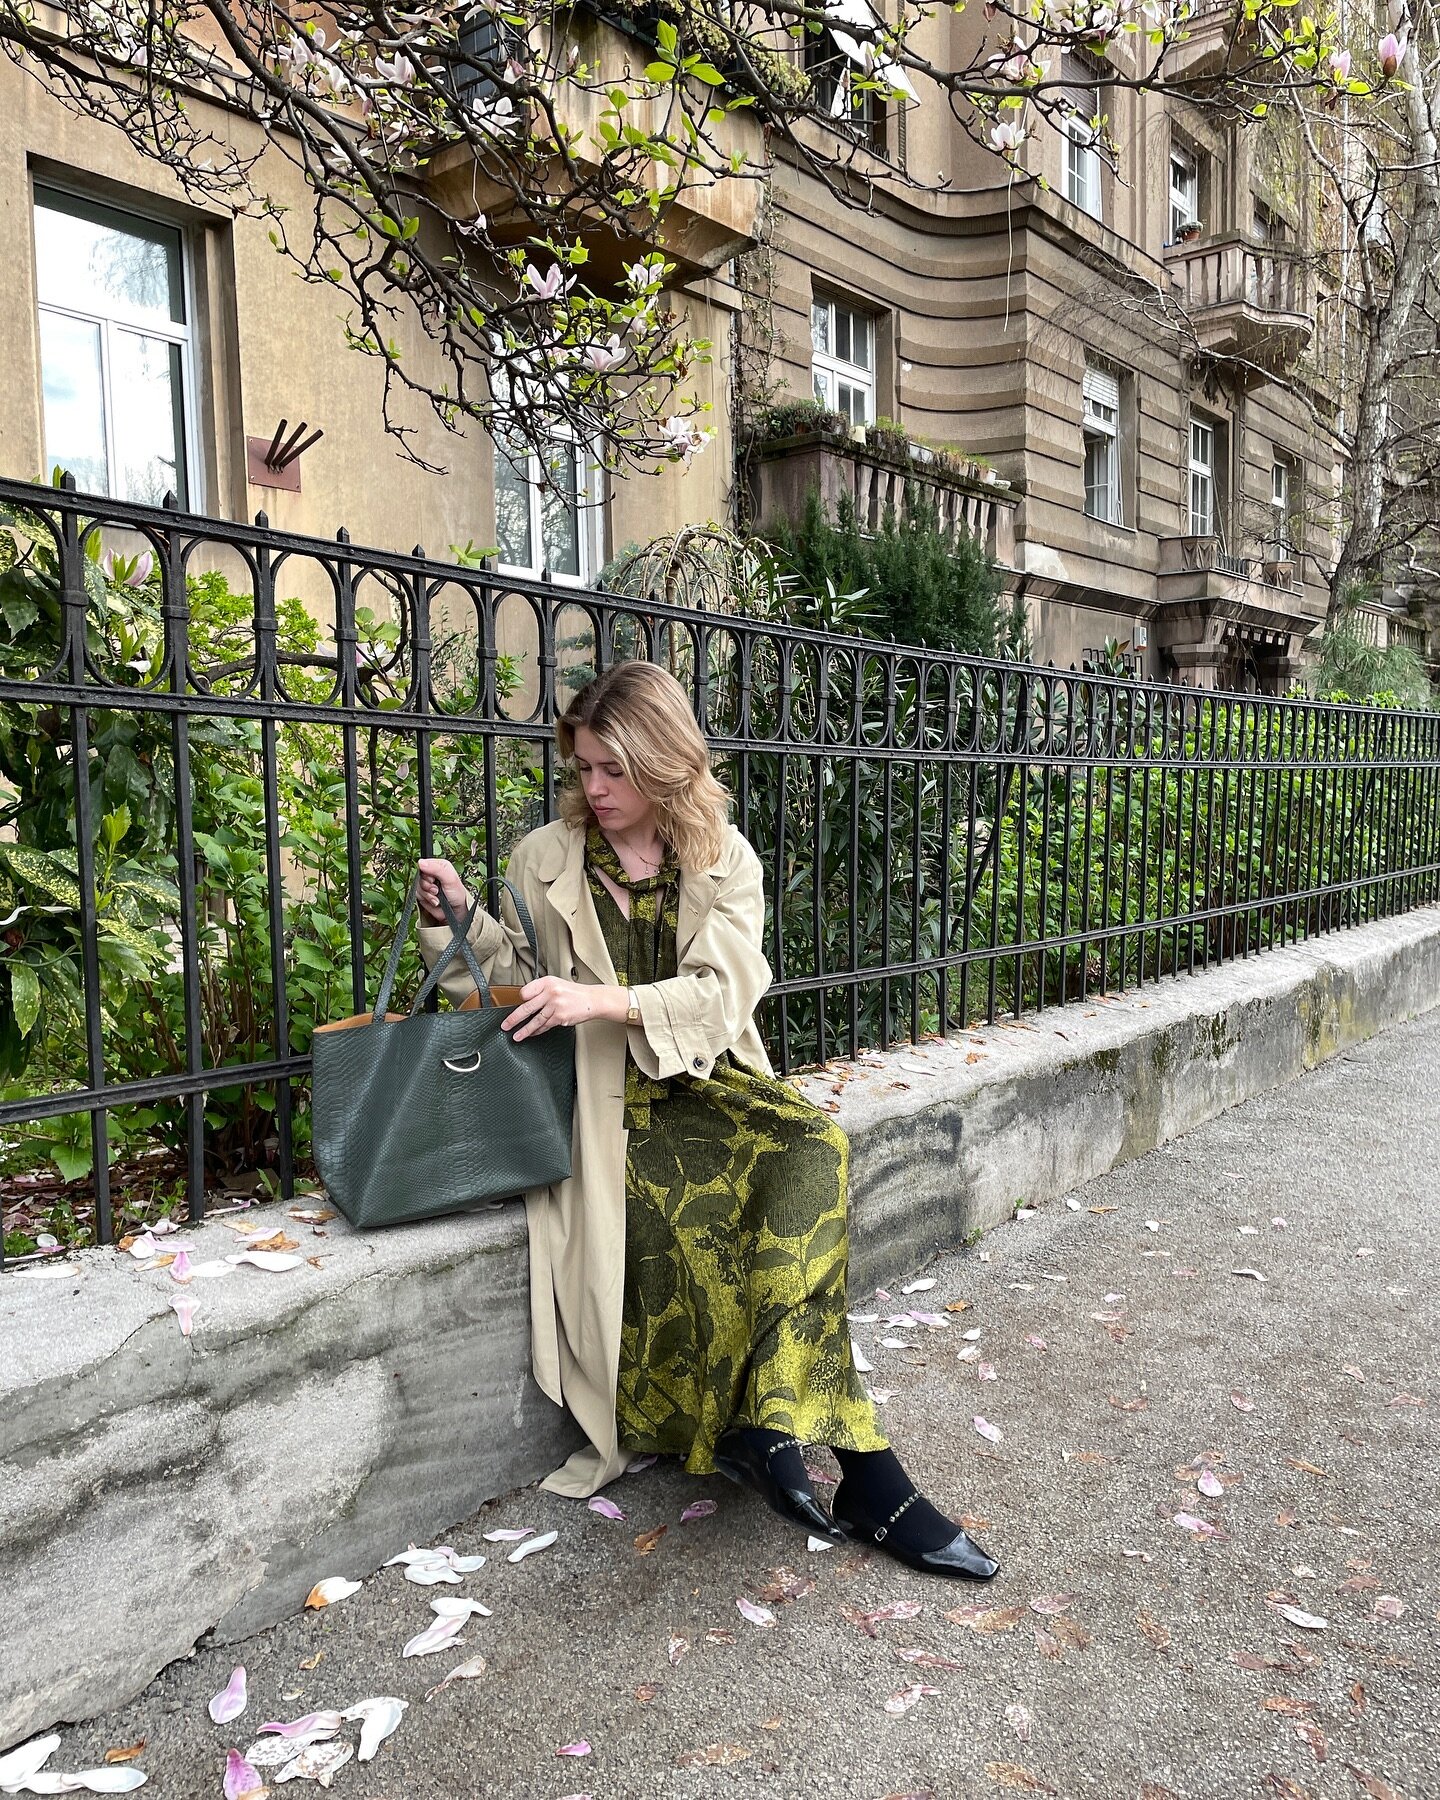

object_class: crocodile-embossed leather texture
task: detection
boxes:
[312,1005,576,1227]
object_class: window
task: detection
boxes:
[1082,364,1122,524]
[494,436,603,582]
[1269,457,1294,559]
[1188,417,1216,538]
[1169,144,1198,239]
[803,7,893,154]
[34,187,195,506]
[1062,57,1103,220]
[811,295,876,426]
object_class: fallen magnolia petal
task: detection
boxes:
[973,1416,1003,1446]
[170,1295,199,1337]
[624,1453,658,1474]
[555,1743,592,1758]
[1065,1197,1082,1212]
[587,1496,626,1521]
[304,1578,361,1610]
[1373,1595,1404,1620]
[168,1251,193,1284]
[1024,1334,1048,1351]
[341,1697,407,1762]
[1197,1470,1226,1499]
[402,1562,461,1588]
[508,1530,558,1563]
[879,1336,913,1351]
[1238,1225,1260,1235]
[882,1683,939,1716]
[847,1311,880,1324]
[851,1340,875,1374]
[223,1750,264,1800]
[126,1234,161,1260]
[402,1615,467,1659]
[15,1770,149,1793]
[900,1277,936,1294]
[424,1655,487,1701]
[680,1499,717,1523]
[1028,1594,1073,1616]
[274,1741,351,1786]
[480,1528,533,1542]
[1122,1548,1153,1561]
[667,1635,689,1665]
[428,1597,491,1620]
[224,1251,304,1272]
[1268,1602,1328,1630]
[208,1666,248,1725]
[735,1597,775,1628]
[11,1264,74,1280]
[1172,1512,1223,1539]
[1232,1267,1269,1282]
[0,1740,60,1790]
[238,1741,300,1771]
[868,1387,896,1403]
[806,1536,834,1553]
[184,1260,234,1280]
[1230,1391,1256,1413]
[256,1712,343,1742]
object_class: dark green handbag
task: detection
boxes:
[311,876,576,1228]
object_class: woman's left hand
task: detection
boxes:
[503,976,600,1042]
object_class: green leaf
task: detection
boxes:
[0,846,80,909]
[0,594,39,638]
[655,17,677,54]
[9,962,40,1039]
[644,59,677,82]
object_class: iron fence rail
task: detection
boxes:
[1,475,1438,1259]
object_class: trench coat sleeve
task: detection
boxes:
[626,833,773,1081]
[416,871,538,1008]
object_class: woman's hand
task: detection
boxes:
[504,977,624,1041]
[416,857,468,926]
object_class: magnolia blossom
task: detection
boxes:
[990,120,1027,155]
[584,334,625,373]
[660,415,714,468]
[1329,47,1352,80]
[522,262,571,301]
[1379,30,1406,75]
[373,51,415,85]
[101,548,154,586]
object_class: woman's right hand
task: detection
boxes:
[416,857,468,926]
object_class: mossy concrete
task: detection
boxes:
[2,908,1437,1750]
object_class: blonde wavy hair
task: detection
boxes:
[555,662,731,870]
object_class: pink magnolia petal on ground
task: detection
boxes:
[1268,1601,1328,1630]
[1197,1469,1225,1498]
[624,1454,659,1474]
[1230,1391,1255,1412]
[170,1295,199,1337]
[208,1665,248,1724]
[480,1528,534,1542]
[973,1416,1003,1445]
[169,1249,193,1283]
[556,1742,592,1757]
[680,1499,717,1523]
[587,1496,626,1521]
[224,1748,264,1800]
[1024,1334,1048,1351]
[1028,1594,1073,1616]
[256,1710,343,1740]
[402,1615,467,1659]
[882,1683,939,1715]
[735,1597,775,1627]
[1172,1512,1223,1538]
[1373,1595,1404,1619]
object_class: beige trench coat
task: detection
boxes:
[418,817,776,1497]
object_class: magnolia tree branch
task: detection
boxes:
[0,0,1389,477]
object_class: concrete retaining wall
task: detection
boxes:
[3,909,1438,1749]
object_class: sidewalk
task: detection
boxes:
[31,1007,1438,1799]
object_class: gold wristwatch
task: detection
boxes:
[626,1001,640,1027]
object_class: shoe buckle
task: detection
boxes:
[874,1525,888,1542]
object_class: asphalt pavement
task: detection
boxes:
[24,1005,1439,1800]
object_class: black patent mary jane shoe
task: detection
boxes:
[831,1484,1000,1580]
[712,1429,843,1540]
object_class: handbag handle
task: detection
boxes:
[397,874,543,1017]
[370,879,486,1024]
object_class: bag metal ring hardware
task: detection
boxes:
[442,1049,483,1074]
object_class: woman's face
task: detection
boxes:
[572,725,655,836]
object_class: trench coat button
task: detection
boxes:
[693,1055,705,1070]
[569,966,577,978]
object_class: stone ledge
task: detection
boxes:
[2,908,1437,1749]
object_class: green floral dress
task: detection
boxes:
[585,825,887,1475]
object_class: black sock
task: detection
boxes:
[739,1427,812,1495]
[833,1447,959,1554]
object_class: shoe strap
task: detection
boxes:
[873,1491,920,1543]
[761,1434,804,1465]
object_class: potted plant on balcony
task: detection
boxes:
[754,398,852,446]
[1175,217,1204,244]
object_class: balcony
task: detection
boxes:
[1164,1,1248,84]
[1165,235,1313,370]
[747,429,1019,566]
[426,7,764,279]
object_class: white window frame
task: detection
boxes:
[1082,364,1122,525]
[811,294,876,427]
[1270,457,1294,559]
[1169,144,1198,240]
[33,183,200,508]
[492,433,605,585]
[1188,417,1216,538]
[1062,66,1103,221]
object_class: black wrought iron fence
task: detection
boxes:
[2,474,1439,1261]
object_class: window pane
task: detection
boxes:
[813,368,832,407]
[40,309,109,494]
[833,306,852,364]
[111,330,187,505]
[539,443,581,578]
[837,381,872,426]
[495,442,534,569]
[35,192,184,322]
[811,301,831,356]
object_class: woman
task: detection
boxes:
[415,661,997,1580]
